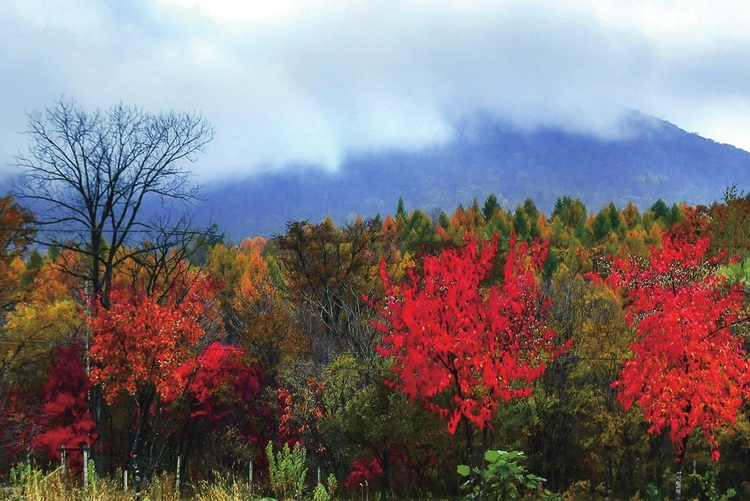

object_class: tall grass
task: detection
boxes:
[0,463,260,501]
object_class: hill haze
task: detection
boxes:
[196,112,750,240]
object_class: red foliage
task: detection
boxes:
[605,235,749,461]
[345,456,384,488]
[666,204,710,242]
[87,277,214,403]
[0,389,35,469]
[276,378,326,447]
[166,342,269,448]
[374,232,567,434]
[31,342,95,473]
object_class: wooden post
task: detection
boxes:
[60,445,66,476]
[124,470,128,491]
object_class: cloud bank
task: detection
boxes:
[1,0,750,180]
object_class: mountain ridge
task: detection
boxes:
[195,112,750,241]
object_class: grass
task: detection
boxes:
[0,465,261,501]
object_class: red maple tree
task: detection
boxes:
[605,235,749,460]
[87,276,214,403]
[166,342,269,452]
[31,341,96,474]
[87,275,216,480]
[374,232,565,437]
[602,235,749,500]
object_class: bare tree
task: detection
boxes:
[13,98,214,307]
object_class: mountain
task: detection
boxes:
[195,112,750,240]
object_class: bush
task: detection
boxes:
[458,449,546,500]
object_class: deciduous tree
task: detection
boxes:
[276,218,397,361]
[0,195,35,325]
[31,341,95,474]
[374,232,567,467]
[86,274,216,485]
[602,235,749,501]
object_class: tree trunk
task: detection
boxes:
[132,388,155,501]
[675,437,688,501]
[462,417,476,498]
[478,427,488,501]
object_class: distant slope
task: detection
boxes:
[197,113,750,241]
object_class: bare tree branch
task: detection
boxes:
[13,98,215,307]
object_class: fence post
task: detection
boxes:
[250,459,254,496]
[60,445,66,476]
[124,469,128,491]
[83,446,89,488]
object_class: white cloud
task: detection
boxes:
[2,0,750,181]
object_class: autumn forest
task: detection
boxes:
[3,102,750,500]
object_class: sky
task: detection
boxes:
[2,0,750,182]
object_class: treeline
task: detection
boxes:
[2,188,750,500]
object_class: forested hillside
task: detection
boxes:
[198,112,750,240]
[3,187,750,500]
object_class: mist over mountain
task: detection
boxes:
[75,112,750,242]
[196,112,750,242]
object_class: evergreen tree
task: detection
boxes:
[592,208,613,240]
[482,194,500,221]
[396,197,406,219]
[667,203,683,226]
[608,203,622,232]
[650,199,670,220]
[513,208,530,240]
[438,210,451,230]
[552,196,587,230]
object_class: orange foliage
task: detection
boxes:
[88,275,217,402]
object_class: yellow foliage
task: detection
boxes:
[1,258,83,386]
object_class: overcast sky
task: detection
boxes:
[2,0,750,182]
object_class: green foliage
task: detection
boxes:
[483,194,500,221]
[9,461,43,488]
[688,469,737,501]
[513,199,541,241]
[644,482,661,501]
[311,474,337,501]
[592,208,613,240]
[717,256,750,286]
[458,450,546,500]
[608,202,622,232]
[85,459,99,488]
[321,354,439,497]
[552,196,587,229]
[650,199,670,220]
[396,197,406,219]
[513,208,530,239]
[266,441,308,501]
[403,209,436,245]
[668,203,683,226]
